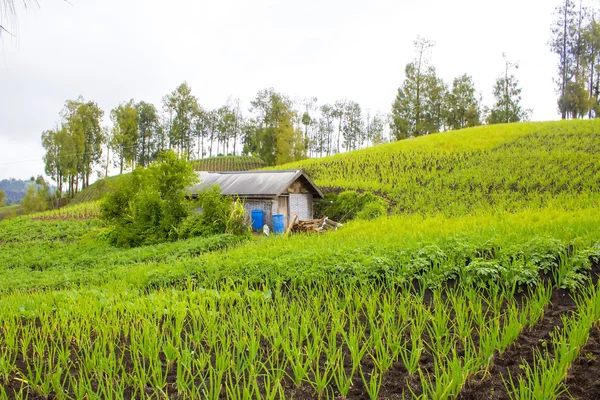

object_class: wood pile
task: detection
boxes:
[287,215,343,234]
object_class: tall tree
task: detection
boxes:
[137,101,160,167]
[247,88,306,165]
[333,100,346,153]
[582,14,600,117]
[164,82,198,158]
[192,107,209,159]
[423,74,448,133]
[487,61,530,124]
[110,100,139,174]
[342,101,363,151]
[0,189,5,207]
[60,98,104,190]
[367,112,386,146]
[390,63,443,139]
[550,0,578,118]
[412,36,436,135]
[445,74,482,130]
[390,36,441,139]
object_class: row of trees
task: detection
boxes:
[41,85,395,197]
[390,37,530,139]
[550,0,600,118]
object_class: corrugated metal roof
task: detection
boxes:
[190,170,324,198]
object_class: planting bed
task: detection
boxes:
[2,278,597,400]
[458,288,576,400]
[559,325,600,400]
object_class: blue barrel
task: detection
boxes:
[272,214,285,234]
[251,210,264,231]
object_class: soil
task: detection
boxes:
[559,325,600,400]
[458,288,577,400]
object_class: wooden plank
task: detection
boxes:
[285,214,298,236]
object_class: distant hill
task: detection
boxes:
[0,179,35,205]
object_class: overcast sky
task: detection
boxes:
[0,0,560,180]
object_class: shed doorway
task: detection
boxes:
[278,196,289,227]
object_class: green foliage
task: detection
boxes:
[318,190,388,222]
[101,150,197,247]
[246,88,307,165]
[21,184,50,214]
[0,190,5,207]
[178,185,229,239]
[356,201,388,220]
[110,99,140,174]
[163,82,199,157]
[446,74,482,130]
[226,198,252,236]
[487,72,530,124]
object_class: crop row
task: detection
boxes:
[1,206,599,294]
[0,278,574,400]
[191,155,266,172]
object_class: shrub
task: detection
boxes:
[22,184,50,214]
[226,198,252,236]
[178,187,251,239]
[315,190,389,222]
[356,201,387,220]
[101,150,198,247]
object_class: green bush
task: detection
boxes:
[101,150,198,247]
[315,190,389,222]
[178,187,250,239]
[226,198,252,236]
[356,201,387,220]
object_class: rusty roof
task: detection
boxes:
[190,170,324,199]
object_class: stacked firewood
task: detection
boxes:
[286,215,343,234]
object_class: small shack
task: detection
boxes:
[190,170,324,230]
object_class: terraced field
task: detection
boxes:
[1,120,600,399]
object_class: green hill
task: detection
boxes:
[0,178,39,205]
[278,120,600,215]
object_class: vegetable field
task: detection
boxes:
[191,155,266,172]
[279,120,600,215]
[1,121,600,399]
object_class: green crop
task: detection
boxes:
[1,121,600,398]
[277,120,600,216]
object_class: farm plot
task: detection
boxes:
[0,278,599,399]
[279,120,600,216]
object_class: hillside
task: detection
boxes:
[1,121,600,399]
[277,120,600,215]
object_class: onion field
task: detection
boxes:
[191,155,266,172]
[1,120,600,399]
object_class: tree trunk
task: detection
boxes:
[562,2,568,119]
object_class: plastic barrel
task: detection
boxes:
[272,214,285,234]
[251,210,264,231]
